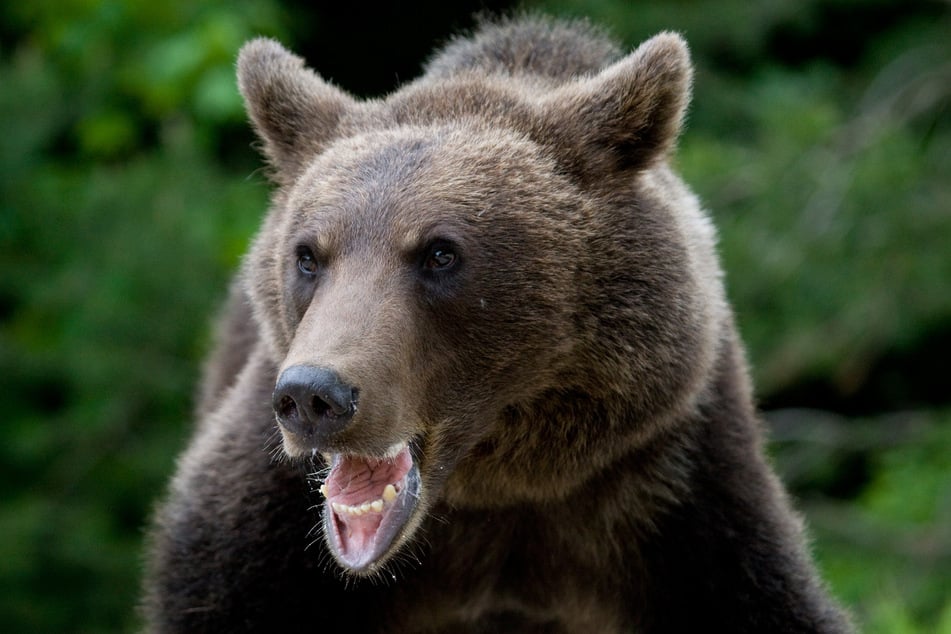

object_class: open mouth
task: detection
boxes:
[318,442,420,572]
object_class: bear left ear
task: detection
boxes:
[237,38,357,185]
[539,32,693,178]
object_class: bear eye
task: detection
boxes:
[296,245,319,277]
[422,241,459,272]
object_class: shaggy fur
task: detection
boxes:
[142,16,853,633]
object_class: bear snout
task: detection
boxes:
[272,365,358,447]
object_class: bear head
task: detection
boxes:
[236,31,726,575]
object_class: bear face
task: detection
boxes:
[237,32,723,575]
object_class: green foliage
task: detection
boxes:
[3,0,284,160]
[769,408,951,631]
[2,0,949,630]
[691,61,950,395]
[0,1,282,630]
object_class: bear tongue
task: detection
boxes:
[332,509,386,561]
[322,447,416,571]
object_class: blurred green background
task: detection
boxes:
[1,0,948,631]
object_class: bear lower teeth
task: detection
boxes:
[332,498,385,516]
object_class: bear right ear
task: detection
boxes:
[237,38,356,185]
[537,32,693,180]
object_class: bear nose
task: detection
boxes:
[272,365,358,442]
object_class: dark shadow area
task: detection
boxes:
[763,322,951,416]
[281,1,516,97]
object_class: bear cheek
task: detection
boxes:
[428,286,574,416]
[245,250,295,359]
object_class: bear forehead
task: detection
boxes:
[380,74,540,129]
[285,125,578,232]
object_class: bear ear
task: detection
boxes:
[237,38,356,184]
[540,32,692,178]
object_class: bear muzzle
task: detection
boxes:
[274,364,424,573]
[272,364,358,449]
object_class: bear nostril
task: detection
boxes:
[276,395,300,423]
[313,385,354,418]
[312,395,335,419]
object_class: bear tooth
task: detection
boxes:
[332,499,390,516]
[319,484,328,497]
[383,442,407,459]
[383,484,398,503]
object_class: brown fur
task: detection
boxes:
[143,15,852,632]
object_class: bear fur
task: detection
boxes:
[143,16,853,633]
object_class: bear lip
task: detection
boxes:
[321,443,419,572]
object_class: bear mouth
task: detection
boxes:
[319,442,420,573]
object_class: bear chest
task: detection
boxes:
[378,508,629,632]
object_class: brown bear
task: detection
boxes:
[143,15,853,633]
